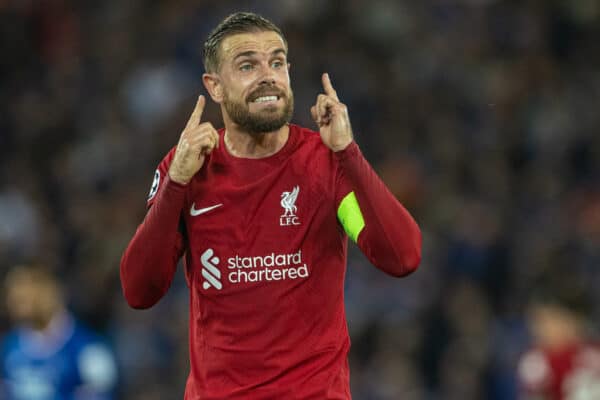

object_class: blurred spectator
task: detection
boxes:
[518,276,600,400]
[1,264,118,400]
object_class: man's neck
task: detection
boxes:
[224,124,290,159]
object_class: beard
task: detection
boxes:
[223,85,294,135]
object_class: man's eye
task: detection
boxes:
[240,64,253,71]
[272,60,283,68]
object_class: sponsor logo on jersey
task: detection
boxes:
[280,186,300,226]
[148,169,160,200]
[200,249,222,290]
[200,248,309,289]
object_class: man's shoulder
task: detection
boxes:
[289,124,329,154]
[290,123,319,140]
[0,330,19,353]
[518,347,551,391]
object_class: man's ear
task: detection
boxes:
[203,73,223,103]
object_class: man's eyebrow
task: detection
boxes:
[271,48,287,57]
[233,51,257,61]
[233,48,287,61]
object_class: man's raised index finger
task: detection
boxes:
[187,95,206,127]
[322,73,339,101]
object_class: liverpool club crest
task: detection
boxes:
[280,186,300,226]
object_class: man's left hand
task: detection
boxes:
[311,73,353,152]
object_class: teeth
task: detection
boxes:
[254,96,278,103]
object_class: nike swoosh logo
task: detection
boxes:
[190,203,223,217]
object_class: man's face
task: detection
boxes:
[529,303,581,349]
[5,272,61,329]
[215,30,293,134]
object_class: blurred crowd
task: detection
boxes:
[1,0,600,399]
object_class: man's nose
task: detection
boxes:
[258,62,276,85]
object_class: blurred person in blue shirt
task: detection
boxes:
[1,264,118,400]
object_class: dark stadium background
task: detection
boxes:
[1,1,599,399]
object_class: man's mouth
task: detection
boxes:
[252,95,279,103]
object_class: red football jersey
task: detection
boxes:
[518,342,600,400]
[121,124,421,399]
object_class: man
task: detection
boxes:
[120,12,421,399]
[518,283,600,400]
[1,265,118,400]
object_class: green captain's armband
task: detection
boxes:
[337,191,365,243]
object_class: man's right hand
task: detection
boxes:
[168,95,220,184]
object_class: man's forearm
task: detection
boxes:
[120,176,187,308]
[336,142,422,276]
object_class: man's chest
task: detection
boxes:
[185,158,333,247]
[5,344,79,393]
[180,159,343,297]
[554,346,600,400]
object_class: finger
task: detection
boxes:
[311,104,327,127]
[188,122,216,139]
[189,124,218,146]
[322,73,339,101]
[200,134,218,156]
[186,95,206,128]
[317,94,335,122]
[212,130,220,149]
[188,131,215,155]
[310,105,319,123]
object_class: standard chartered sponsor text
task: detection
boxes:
[227,250,309,283]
